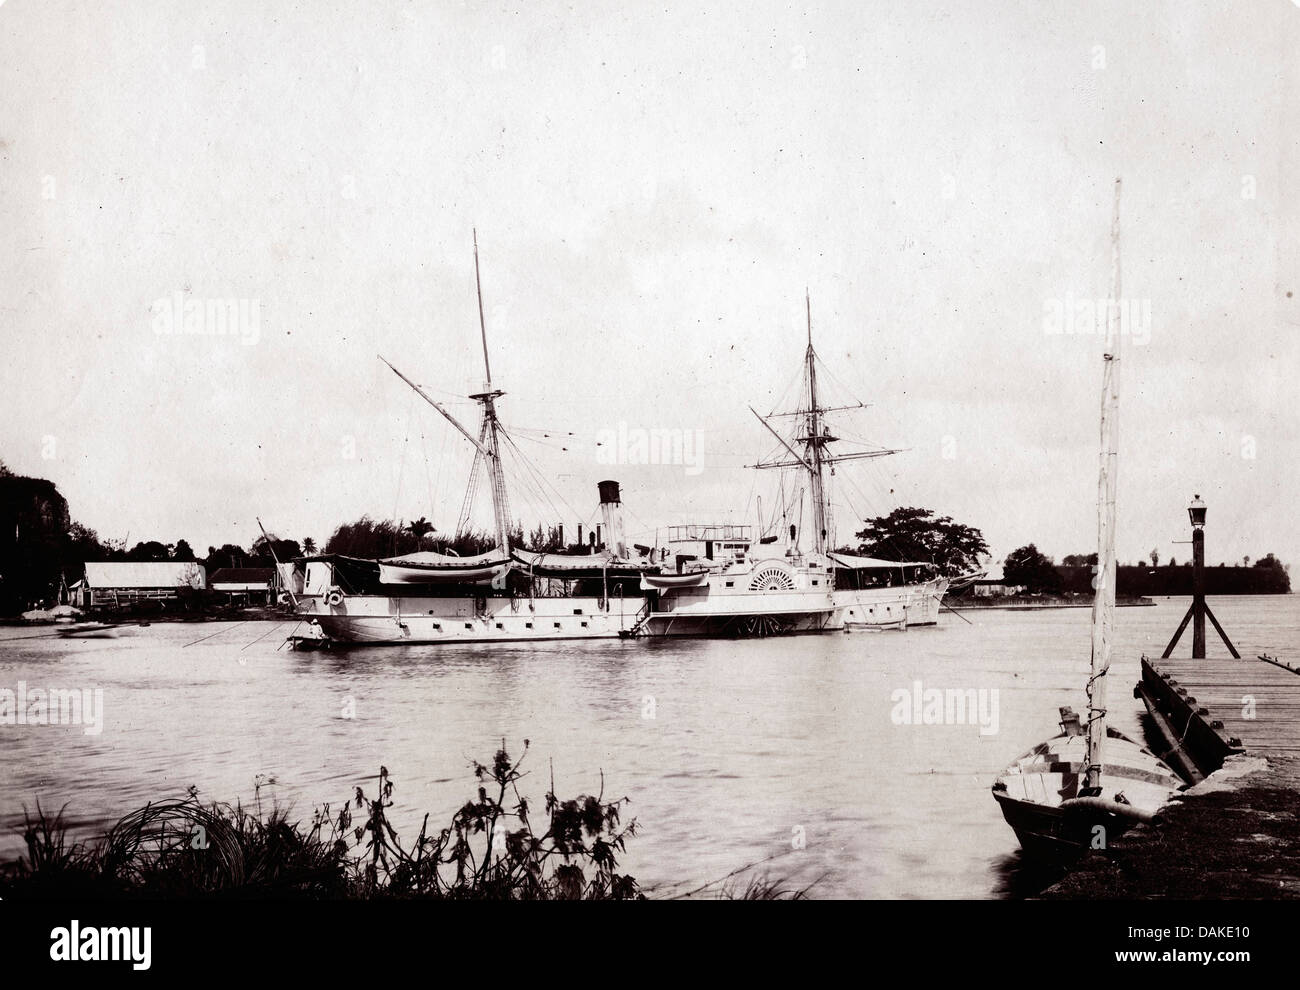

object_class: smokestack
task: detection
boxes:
[597,481,626,558]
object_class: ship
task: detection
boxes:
[289,235,659,644]
[625,295,950,638]
[289,246,951,645]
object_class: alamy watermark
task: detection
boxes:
[151,292,260,345]
[0,681,104,735]
[1043,294,1151,345]
[50,921,151,970]
[594,422,705,476]
[890,679,999,735]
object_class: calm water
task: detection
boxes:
[1,596,1296,898]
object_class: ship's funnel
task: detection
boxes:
[598,480,626,559]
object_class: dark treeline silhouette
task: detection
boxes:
[4,459,1290,614]
[0,463,74,613]
[997,540,1291,596]
[1057,558,1290,596]
[323,518,592,559]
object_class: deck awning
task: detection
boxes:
[828,552,930,570]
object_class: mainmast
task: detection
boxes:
[804,291,828,553]
[1085,178,1123,794]
[380,231,513,554]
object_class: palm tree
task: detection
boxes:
[302,537,317,556]
[406,517,435,546]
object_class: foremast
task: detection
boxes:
[1085,178,1123,794]
[380,229,512,555]
[468,229,512,554]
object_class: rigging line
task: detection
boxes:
[390,389,417,552]
[420,430,436,524]
[241,621,288,651]
[623,502,662,549]
[763,354,808,418]
[499,434,560,523]
[429,393,455,528]
[499,443,558,532]
[455,414,490,538]
[811,345,873,406]
[277,620,303,650]
[506,431,576,450]
[182,621,249,648]
[740,466,760,532]
[840,469,931,566]
[499,430,588,529]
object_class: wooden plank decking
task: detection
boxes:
[1137,654,1300,778]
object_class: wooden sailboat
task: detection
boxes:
[991,179,1183,860]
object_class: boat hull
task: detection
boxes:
[305,593,633,644]
[640,579,947,637]
[993,790,1145,861]
[834,578,947,629]
[991,728,1182,862]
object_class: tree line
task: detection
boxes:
[999,543,1291,596]
[6,454,1285,615]
[1,461,614,612]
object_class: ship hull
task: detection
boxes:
[834,578,948,629]
[305,593,633,644]
[639,579,948,637]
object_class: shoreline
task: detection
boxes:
[1040,755,1300,899]
[950,595,1157,610]
[1,607,291,627]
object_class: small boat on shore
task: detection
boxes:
[56,621,129,639]
[993,707,1182,858]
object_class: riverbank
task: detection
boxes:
[1040,755,1300,899]
[951,595,1155,610]
[2,605,290,626]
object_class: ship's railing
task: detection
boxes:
[665,524,752,543]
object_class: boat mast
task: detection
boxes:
[748,294,901,548]
[378,231,513,555]
[804,291,828,554]
[469,229,513,553]
[1085,178,1123,794]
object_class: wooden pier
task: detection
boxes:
[1041,654,1300,899]
[1136,653,1300,782]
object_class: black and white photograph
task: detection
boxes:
[0,0,1296,971]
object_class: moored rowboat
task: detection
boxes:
[992,707,1183,860]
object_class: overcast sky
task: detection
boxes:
[2,0,1297,570]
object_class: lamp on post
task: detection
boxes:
[1189,496,1206,656]
[1161,494,1239,660]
